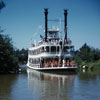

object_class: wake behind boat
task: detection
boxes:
[27,9,77,72]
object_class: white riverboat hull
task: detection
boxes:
[27,64,77,72]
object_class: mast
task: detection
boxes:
[64,9,68,43]
[44,8,48,42]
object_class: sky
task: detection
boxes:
[0,0,100,50]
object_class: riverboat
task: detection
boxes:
[27,9,77,71]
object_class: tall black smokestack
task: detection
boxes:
[64,9,68,43]
[44,8,48,41]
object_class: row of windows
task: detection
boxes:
[29,46,74,55]
[29,58,40,64]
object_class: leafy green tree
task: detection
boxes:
[0,1,5,11]
[0,34,19,73]
[75,43,100,67]
[93,49,100,61]
[15,48,28,64]
[0,1,5,33]
[75,50,82,65]
[79,43,91,62]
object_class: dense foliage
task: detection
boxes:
[0,1,5,11]
[15,48,28,64]
[0,34,19,73]
[0,33,28,73]
[75,43,100,69]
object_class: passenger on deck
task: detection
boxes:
[63,59,65,67]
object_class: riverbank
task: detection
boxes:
[78,60,100,70]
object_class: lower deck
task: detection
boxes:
[27,64,77,72]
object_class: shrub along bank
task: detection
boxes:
[75,43,100,70]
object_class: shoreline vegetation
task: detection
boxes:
[78,60,100,70]
[75,43,100,70]
[0,33,28,74]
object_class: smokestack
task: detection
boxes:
[64,9,68,43]
[44,8,48,41]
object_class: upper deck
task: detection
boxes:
[28,9,74,59]
[47,28,60,40]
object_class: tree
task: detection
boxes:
[75,50,82,65]
[0,1,5,33]
[15,48,28,64]
[75,43,100,66]
[0,34,19,73]
[0,1,5,11]
[79,43,91,62]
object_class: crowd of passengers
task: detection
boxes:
[38,39,61,45]
[43,60,75,67]
[32,38,72,46]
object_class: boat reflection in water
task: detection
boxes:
[27,68,76,100]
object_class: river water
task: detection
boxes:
[0,65,100,100]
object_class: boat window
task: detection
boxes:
[57,46,59,52]
[51,46,56,52]
[41,47,44,53]
[70,46,74,51]
[64,46,69,52]
[46,46,49,52]
[32,50,34,55]
[32,59,34,63]
[30,50,32,55]
[37,49,40,54]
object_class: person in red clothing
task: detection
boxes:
[71,61,75,67]
[51,61,53,67]
[48,61,51,67]
[58,61,61,67]
[55,61,58,67]
[52,60,55,67]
